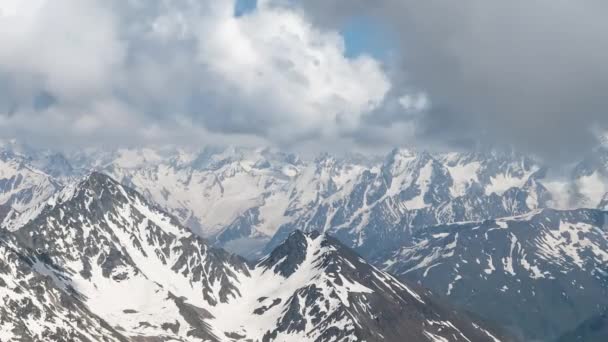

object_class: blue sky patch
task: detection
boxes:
[234,0,257,17]
[341,16,394,60]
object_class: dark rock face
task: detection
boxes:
[0,202,11,223]
[258,230,310,277]
[556,309,608,342]
[383,209,608,341]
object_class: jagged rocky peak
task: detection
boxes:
[2,171,155,232]
[2,141,566,257]
[11,170,250,289]
[57,171,118,198]
[258,230,318,277]
[383,147,418,173]
[0,171,510,341]
[261,230,379,278]
[186,145,296,173]
[190,145,238,170]
[4,171,253,340]
[0,151,61,215]
[75,171,140,204]
[252,230,510,342]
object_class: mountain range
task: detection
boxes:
[1,139,608,340]
[383,208,608,341]
[0,172,507,341]
[5,140,608,255]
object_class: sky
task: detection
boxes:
[0,0,607,163]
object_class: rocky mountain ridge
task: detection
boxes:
[382,208,608,341]
[0,172,507,341]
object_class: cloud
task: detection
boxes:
[0,0,124,100]
[298,0,608,162]
[194,2,389,142]
[0,0,390,150]
[4,0,604,161]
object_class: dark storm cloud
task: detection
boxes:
[299,0,608,162]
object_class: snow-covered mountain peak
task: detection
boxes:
[112,148,165,169]
[0,142,567,262]
[2,172,132,232]
[0,150,61,216]
[257,229,380,280]
[0,171,508,341]
[215,228,508,342]
[384,147,419,173]
[5,171,254,339]
[258,230,316,277]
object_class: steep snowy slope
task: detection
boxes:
[211,230,507,342]
[104,148,299,241]
[2,172,508,342]
[8,172,249,340]
[0,149,61,213]
[383,209,608,341]
[0,235,127,341]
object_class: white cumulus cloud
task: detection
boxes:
[0,0,391,151]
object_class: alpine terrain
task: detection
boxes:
[0,172,507,341]
[383,209,608,341]
[1,140,608,341]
